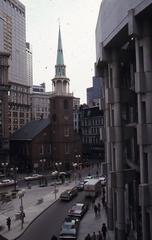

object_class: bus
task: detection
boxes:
[84,179,101,198]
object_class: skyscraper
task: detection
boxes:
[0,0,31,133]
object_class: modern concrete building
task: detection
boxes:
[50,27,81,171]
[31,83,50,120]
[95,1,152,240]
[0,0,31,134]
[87,73,103,107]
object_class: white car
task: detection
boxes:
[59,219,79,239]
[0,179,15,186]
[99,176,106,185]
[24,174,43,181]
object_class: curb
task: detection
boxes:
[14,198,58,240]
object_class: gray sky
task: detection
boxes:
[21,0,101,103]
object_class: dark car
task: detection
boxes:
[60,187,78,201]
[68,203,88,218]
[76,181,85,191]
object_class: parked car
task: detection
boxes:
[84,175,93,181]
[0,179,15,187]
[64,216,80,225]
[60,187,78,201]
[59,217,79,239]
[24,174,43,181]
[99,176,106,186]
[68,203,88,218]
[76,181,85,191]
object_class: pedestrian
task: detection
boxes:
[94,204,98,217]
[92,197,95,207]
[97,230,103,240]
[102,187,105,196]
[97,202,101,216]
[91,232,97,240]
[101,223,107,240]
[6,217,11,231]
[51,235,58,240]
[102,196,105,207]
[84,233,91,240]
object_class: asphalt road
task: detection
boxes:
[16,191,86,240]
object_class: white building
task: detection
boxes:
[31,83,50,120]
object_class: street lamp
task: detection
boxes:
[75,154,81,180]
[18,189,25,230]
[54,162,62,199]
[72,162,78,183]
[10,167,18,191]
[55,162,62,172]
[1,162,8,178]
[39,158,46,173]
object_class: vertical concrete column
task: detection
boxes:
[112,49,125,240]
[105,65,114,229]
[142,20,152,240]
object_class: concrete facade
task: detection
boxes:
[96,1,152,240]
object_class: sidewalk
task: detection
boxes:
[0,181,75,240]
[0,179,115,240]
[78,198,114,240]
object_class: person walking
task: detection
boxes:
[51,235,58,240]
[91,232,97,240]
[97,202,101,216]
[6,217,11,231]
[84,233,91,240]
[101,223,107,240]
[102,195,105,207]
[94,204,98,217]
[97,230,103,240]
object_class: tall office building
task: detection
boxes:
[0,52,10,165]
[0,0,31,134]
[96,1,152,240]
[26,42,33,93]
[87,71,103,107]
[50,27,81,170]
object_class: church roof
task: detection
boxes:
[11,118,50,141]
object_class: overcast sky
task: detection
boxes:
[21,0,101,103]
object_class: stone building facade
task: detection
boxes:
[96,1,152,240]
[0,52,10,167]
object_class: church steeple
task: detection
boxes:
[56,26,64,65]
[52,26,70,95]
[55,26,66,77]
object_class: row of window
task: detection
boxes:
[81,127,100,135]
[40,143,70,154]
[3,0,25,16]
[81,118,104,126]
[82,136,100,144]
